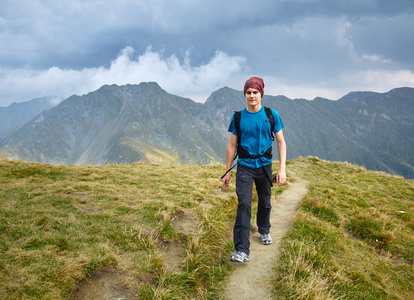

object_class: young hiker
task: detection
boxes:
[222,76,286,263]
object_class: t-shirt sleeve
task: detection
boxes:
[228,114,238,135]
[272,109,284,133]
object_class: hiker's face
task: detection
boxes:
[245,88,262,107]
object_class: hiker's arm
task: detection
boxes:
[275,129,287,187]
[222,133,238,188]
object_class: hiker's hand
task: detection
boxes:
[222,173,230,188]
[275,169,286,187]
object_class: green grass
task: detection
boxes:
[273,157,414,300]
[1,157,413,299]
[0,159,237,299]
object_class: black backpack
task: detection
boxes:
[221,106,275,183]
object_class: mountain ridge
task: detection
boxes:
[0,83,413,178]
[0,83,227,165]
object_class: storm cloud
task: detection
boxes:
[0,0,413,105]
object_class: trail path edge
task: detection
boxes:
[223,169,308,299]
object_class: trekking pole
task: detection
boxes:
[221,163,238,180]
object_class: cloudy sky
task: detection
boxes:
[1,0,413,106]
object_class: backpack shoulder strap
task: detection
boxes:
[233,110,242,157]
[264,106,275,141]
[234,110,241,137]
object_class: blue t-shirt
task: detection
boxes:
[228,106,284,168]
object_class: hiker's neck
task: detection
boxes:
[247,104,262,113]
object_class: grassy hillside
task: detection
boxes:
[0,159,237,299]
[274,157,414,299]
[0,157,413,299]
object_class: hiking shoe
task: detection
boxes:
[230,251,250,263]
[260,233,272,245]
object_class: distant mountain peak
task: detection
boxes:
[339,87,414,102]
[0,96,58,138]
[1,83,227,166]
[386,87,414,98]
[338,91,379,101]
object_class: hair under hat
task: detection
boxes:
[244,77,265,96]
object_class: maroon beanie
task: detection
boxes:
[244,77,265,96]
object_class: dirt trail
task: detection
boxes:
[70,168,308,300]
[223,172,308,300]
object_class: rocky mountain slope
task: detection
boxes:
[1,83,413,178]
[0,83,226,165]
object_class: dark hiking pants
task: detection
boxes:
[234,163,272,255]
